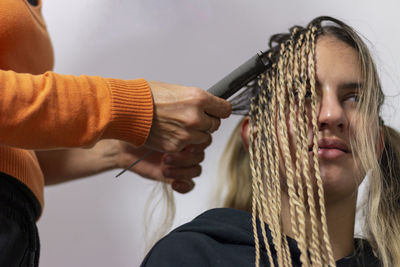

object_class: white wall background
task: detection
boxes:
[38,1,400,266]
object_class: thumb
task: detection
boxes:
[203,92,232,118]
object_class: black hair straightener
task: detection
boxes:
[115,52,270,177]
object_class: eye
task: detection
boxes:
[345,93,361,103]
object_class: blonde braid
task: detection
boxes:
[246,20,347,267]
[268,67,292,267]
[256,77,278,267]
[307,26,336,266]
[286,29,311,267]
[294,30,323,265]
[259,74,284,267]
[277,42,310,267]
[277,44,299,241]
[249,112,262,267]
[250,102,275,267]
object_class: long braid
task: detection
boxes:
[307,26,336,266]
[277,41,310,267]
[277,43,300,243]
[256,77,278,267]
[294,30,324,266]
[268,66,292,267]
[249,100,275,267]
[286,29,310,267]
[249,101,261,266]
[247,20,343,266]
[260,73,284,266]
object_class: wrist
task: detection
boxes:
[90,140,121,173]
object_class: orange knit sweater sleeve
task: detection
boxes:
[0,70,153,149]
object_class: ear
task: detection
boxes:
[240,116,251,151]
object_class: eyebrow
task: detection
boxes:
[338,82,363,91]
[315,80,363,91]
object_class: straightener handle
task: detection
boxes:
[207,53,268,99]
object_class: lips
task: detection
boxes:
[308,138,350,159]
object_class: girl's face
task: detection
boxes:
[289,35,365,203]
[241,35,370,204]
[241,35,382,204]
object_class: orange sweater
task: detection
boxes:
[0,0,154,212]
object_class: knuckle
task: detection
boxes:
[167,141,182,153]
[190,89,208,104]
[180,131,192,143]
[187,87,202,97]
[170,130,190,151]
[186,116,202,129]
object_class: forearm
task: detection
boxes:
[0,70,152,149]
[36,140,119,185]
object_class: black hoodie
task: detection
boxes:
[141,208,381,267]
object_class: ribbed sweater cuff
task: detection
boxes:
[103,78,153,147]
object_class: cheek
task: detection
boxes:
[348,111,360,135]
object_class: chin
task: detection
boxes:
[318,166,362,204]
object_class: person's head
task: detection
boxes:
[218,16,400,267]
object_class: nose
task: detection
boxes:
[317,92,347,132]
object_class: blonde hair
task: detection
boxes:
[218,16,400,266]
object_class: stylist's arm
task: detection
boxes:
[36,80,231,193]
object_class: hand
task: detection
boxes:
[117,137,212,193]
[145,81,231,152]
